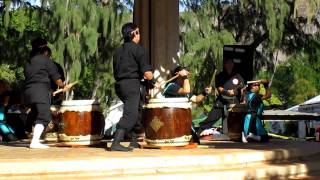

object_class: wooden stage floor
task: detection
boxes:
[0,139,320,179]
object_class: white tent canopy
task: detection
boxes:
[266,95,320,137]
[298,95,320,113]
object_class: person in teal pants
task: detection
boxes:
[242,79,271,143]
[0,79,16,142]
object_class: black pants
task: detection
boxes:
[27,103,51,128]
[198,98,237,131]
[131,82,146,133]
[248,112,257,134]
[199,106,223,130]
[115,79,141,131]
[248,112,269,142]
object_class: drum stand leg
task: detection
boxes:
[215,105,230,141]
[222,105,229,134]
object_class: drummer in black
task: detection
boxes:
[42,46,66,105]
[24,38,68,149]
[112,22,158,152]
[197,58,245,136]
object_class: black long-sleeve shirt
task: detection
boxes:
[215,71,244,102]
[113,42,152,81]
[24,55,61,104]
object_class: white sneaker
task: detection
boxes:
[200,128,214,136]
[247,133,261,142]
[29,142,49,149]
[242,132,248,143]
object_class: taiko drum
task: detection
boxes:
[227,104,246,141]
[58,100,104,145]
[143,98,192,146]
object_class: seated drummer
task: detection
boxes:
[162,66,212,103]
[197,58,245,137]
[162,66,212,144]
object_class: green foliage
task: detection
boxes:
[263,0,290,50]
[259,85,283,107]
[255,71,283,107]
[1,0,320,112]
[271,51,319,106]
[39,0,131,103]
[287,53,318,104]
[294,0,319,24]
[0,63,24,89]
[180,2,236,96]
[0,5,47,65]
[0,64,16,84]
[271,64,294,105]
[181,0,320,111]
[0,0,131,110]
[73,64,95,99]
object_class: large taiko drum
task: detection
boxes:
[143,98,192,146]
[58,100,104,145]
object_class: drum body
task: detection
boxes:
[58,100,104,145]
[143,98,192,146]
[227,104,246,141]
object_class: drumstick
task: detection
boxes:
[247,80,261,84]
[151,74,179,98]
[209,69,217,87]
[161,74,179,85]
[209,69,218,97]
[53,81,78,96]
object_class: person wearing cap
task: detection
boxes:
[24,37,69,149]
[162,66,212,103]
[112,22,158,152]
[197,58,245,137]
[242,80,271,143]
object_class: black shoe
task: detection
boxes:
[110,129,133,152]
[191,126,200,144]
[129,141,140,148]
[129,132,140,148]
[3,133,17,142]
[110,142,133,151]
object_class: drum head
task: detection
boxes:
[60,100,100,112]
[145,98,191,109]
[148,98,188,103]
[61,100,100,106]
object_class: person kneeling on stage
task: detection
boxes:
[242,79,271,143]
[197,58,245,138]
